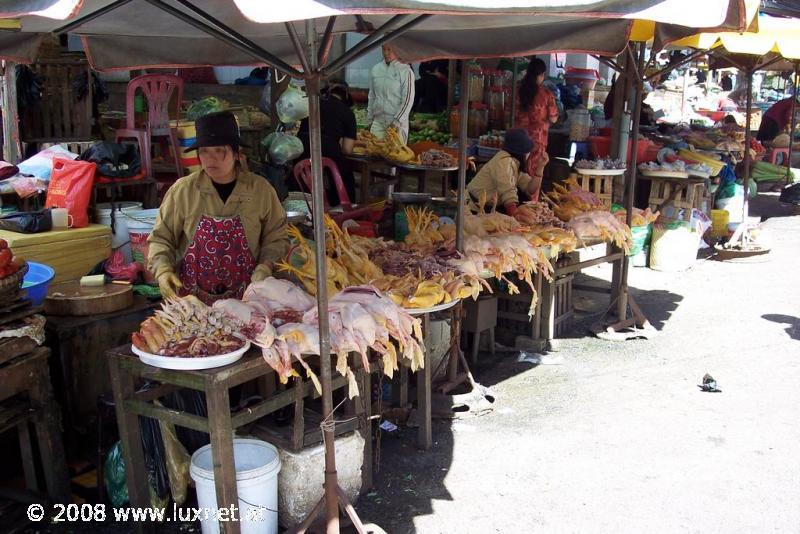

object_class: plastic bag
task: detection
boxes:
[104,250,144,283]
[0,209,52,233]
[155,401,190,506]
[18,145,78,181]
[104,442,129,508]
[276,84,308,124]
[186,96,225,121]
[258,80,272,115]
[45,158,96,228]
[80,141,141,179]
[139,414,170,507]
[267,133,304,165]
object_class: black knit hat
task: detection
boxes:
[185,111,248,152]
[503,128,534,155]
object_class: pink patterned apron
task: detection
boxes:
[178,215,256,305]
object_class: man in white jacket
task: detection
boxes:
[367,44,415,143]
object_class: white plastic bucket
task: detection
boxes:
[93,202,142,262]
[126,208,159,282]
[190,439,281,534]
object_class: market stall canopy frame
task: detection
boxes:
[0,0,759,69]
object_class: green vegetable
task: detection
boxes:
[186,96,225,121]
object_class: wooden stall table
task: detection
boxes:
[45,295,159,429]
[638,171,709,221]
[346,154,398,204]
[391,301,461,450]
[539,241,625,341]
[0,346,71,504]
[392,161,459,196]
[108,346,373,533]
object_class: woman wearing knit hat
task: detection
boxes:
[466,128,546,216]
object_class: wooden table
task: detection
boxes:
[539,242,625,341]
[346,155,398,204]
[45,296,159,426]
[638,174,707,221]
[393,162,459,196]
[1,347,71,504]
[108,347,373,534]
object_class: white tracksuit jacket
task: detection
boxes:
[367,60,415,143]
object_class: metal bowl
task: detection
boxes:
[286,211,308,225]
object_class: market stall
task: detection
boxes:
[0,1,758,533]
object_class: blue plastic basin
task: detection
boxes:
[21,262,55,306]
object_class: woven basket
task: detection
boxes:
[0,263,28,306]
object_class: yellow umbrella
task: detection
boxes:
[629,0,760,43]
[672,14,800,60]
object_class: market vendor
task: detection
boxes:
[515,58,558,176]
[297,82,358,205]
[757,96,800,143]
[367,44,415,142]
[148,111,289,304]
[467,129,546,215]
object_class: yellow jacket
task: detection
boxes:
[467,150,533,207]
[147,168,289,280]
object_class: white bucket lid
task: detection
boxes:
[94,201,143,215]
[190,438,281,483]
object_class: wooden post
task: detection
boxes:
[1,61,21,163]
[417,313,432,450]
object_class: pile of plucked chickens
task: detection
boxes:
[543,177,633,253]
[214,278,425,398]
[278,212,481,310]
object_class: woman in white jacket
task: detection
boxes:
[367,44,415,143]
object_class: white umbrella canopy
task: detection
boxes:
[2,0,756,69]
[0,0,82,18]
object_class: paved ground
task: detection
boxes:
[356,195,800,533]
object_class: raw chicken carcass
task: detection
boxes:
[242,277,316,312]
[213,299,276,347]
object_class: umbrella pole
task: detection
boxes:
[616,42,644,322]
[786,62,798,186]
[729,67,755,249]
[742,69,754,221]
[455,60,470,252]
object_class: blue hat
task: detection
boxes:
[503,128,534,155]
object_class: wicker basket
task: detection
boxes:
[0,263,28,306]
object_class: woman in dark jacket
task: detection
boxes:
[297,82,358,205]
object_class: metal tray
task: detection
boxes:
[392,192,432,203]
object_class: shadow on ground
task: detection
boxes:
[762,314,800,341]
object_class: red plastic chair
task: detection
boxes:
[292,157,374,223]
[115,74,184,178]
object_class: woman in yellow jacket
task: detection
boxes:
[148,112,289,304]
[467,129,547,216]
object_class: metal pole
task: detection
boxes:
[305,19,339,534]
[617,42,645,322]
[510,57,518,128]
[322,14,409,74]
[142,0,303,78]
[1,61,20,163]
[786,63,798,185]
[286,22,311,74]
[742,68,753,221]
[318,16,338,67]
[53,0,133,34]
[455,60,471,253]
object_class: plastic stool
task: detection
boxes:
[769,147,790,166]
[462,296,498,367]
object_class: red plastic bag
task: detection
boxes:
[45,158,96,228]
